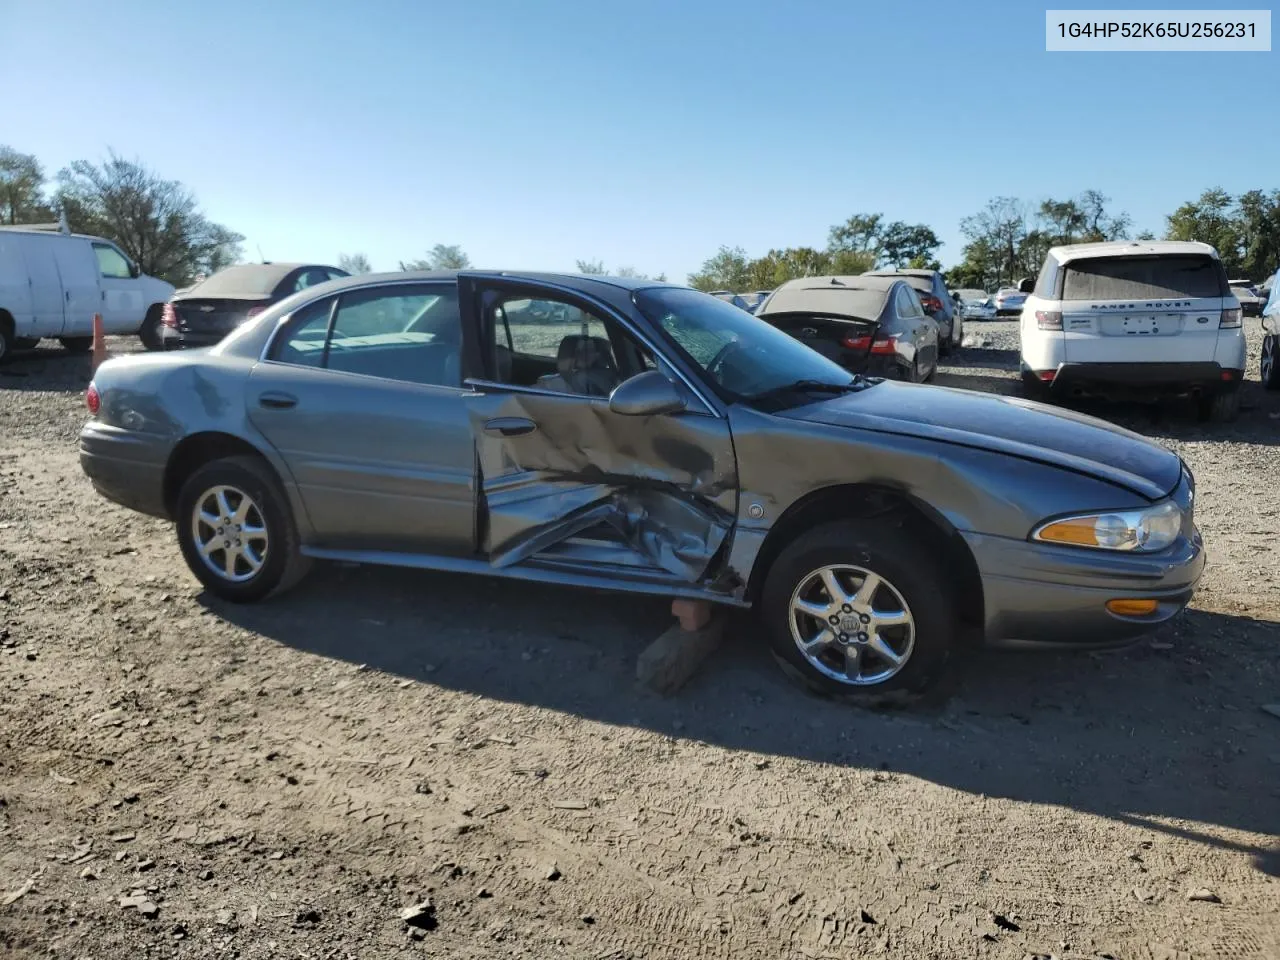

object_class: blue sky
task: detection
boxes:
[1,1,1275,279]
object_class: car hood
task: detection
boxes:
[780,381,1182,499]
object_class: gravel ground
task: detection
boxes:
[1,323,1278,960]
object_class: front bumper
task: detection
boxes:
[1044,361,1241,400]
[964,524,1204,647]
[79,422,171,519]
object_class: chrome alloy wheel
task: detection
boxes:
[191,485,269,583]
[788,564,916,686]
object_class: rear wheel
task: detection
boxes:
[1198,387,1241,423]
[1020,370,1052,403]
[175,455,310,602]
[0,316,13,364]
[760,518,954,700]
[1261,334,1279,391]
[59,336,92,353]
[139,304,164,351]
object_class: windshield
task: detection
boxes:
[633,286,854,400]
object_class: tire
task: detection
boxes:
[175,455,311,602]
[1261,334,1280,391]
[1020,370,1052,403]
[0,314,13,365]
[1198,387,1240,423]
[139,304,165,352]
[760,517,955,700]
[59,336,93,353]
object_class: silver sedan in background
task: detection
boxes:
[954,289,997,321]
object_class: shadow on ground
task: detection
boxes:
[204,561,1280,876]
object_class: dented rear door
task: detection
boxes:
[458,275,738,585]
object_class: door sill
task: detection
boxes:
[300,546,748,607]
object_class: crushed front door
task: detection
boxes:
[459,276,738,585]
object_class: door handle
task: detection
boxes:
[258,391,298,410]
[65,290,71,301]
[483,416,537,437]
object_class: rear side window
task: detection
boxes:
[1061,256,1227,301]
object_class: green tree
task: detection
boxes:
[0,146,53,224]
[960,197,1030,286]
[827,213,883,259]
[400,243,471,271]
[1235,189,1280,281]
[55,152,242,286]
[1165,188,1242,273]
[688,246,751,292]
[878,221,941,268]
[1079,189,1130,241]
[576,258,606,274]
[338,252,373,274]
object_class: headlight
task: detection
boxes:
[1032,500,1183,552]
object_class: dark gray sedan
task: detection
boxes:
[755,275,938,382]
[161,262,349,350]
[80,271,1204,696]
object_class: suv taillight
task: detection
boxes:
[86,383,100,415]
[1220,306,1242,328]
[161,303,179,329]
[1036,310,1063,330]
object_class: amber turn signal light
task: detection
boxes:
[1106,598,1159,617]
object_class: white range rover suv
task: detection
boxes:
[1018,240,1246,421]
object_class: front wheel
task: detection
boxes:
[175,455,310,602]
[760,518,955,699]
[1261,335,1279,391]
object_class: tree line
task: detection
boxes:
[690,188,1280,293]
[5,144,1276,292]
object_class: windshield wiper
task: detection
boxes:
[745,377,866,403]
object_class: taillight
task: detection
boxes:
[869,336,898,355]
[1219,307,1242,328]
[1036,310,1063,330]
[245,305,267,321]
[86,383,100,415]
[841,334,897,354]
[920,295,943,313]
[161,303,179,328]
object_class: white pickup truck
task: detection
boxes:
[0,224,174,361]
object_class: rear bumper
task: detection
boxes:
[79,422,171,519]
[160,328,225,350]
[966,528,1205,647]
[1032,361,1242,399]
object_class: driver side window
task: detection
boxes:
[488,294,645,398]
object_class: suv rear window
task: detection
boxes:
[1061,255,1226,301]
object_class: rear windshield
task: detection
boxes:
[190,265,291,298]
[1061,255,1226,301]
[760,286,887,321]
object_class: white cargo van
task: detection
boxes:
[1018,240,1246,421]
[0,225,175,361]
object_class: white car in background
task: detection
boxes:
[954,289,997,320]
[993,287,1028,315]
[0,224,174,359]
[1018,240,1246,422]
[1261,269,1280,390]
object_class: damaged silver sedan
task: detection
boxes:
[80,271,1205,694]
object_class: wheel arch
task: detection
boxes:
[164,431,280,518]
[744,482,984,631]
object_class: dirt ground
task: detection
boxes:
[1,322,1278,960]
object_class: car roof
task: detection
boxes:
[1049,240,1219,264]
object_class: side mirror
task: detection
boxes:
[129,262,141,279]
[1017,277,1035,294]
[608,370,686,417]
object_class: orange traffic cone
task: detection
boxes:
[91,313,107,373]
